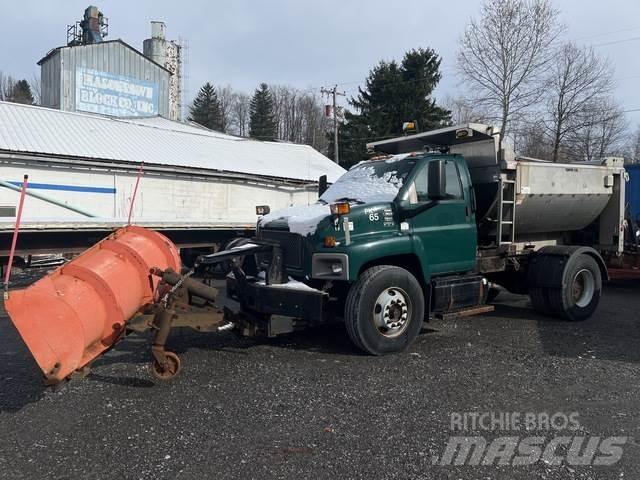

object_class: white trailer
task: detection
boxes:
[0,102,345,257]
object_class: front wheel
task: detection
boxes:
[344,265,425,355]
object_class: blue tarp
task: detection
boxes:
[627,164,640,221]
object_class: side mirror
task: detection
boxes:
[318,175,328,197]
[428,160,446,200]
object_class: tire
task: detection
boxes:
[530,254,601,321]
[221,238,257,276]
[529,287,552,315]
[345,265,425,355]
[486,285,502,303]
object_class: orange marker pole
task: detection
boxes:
[4,174,28,299]
[127,161,144,225]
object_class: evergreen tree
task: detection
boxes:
[7,79,34,105]
[338,48,450,166]
[249,83,276,141]
[188,82,223,131]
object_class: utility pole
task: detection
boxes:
[321,85,345,165]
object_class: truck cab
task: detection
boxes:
[259,153,477,283]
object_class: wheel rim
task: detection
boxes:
[372,287,411,338]
[150,352,181,381]
[572,269,595,308]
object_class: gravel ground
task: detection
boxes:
[0,279,639,480]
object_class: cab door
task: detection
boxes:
[407,157,477,275]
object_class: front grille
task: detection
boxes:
[258,229,304,269]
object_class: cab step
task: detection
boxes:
[436,304,495,321]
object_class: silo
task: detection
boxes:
[38,6,175,119]
[143,22,182,121]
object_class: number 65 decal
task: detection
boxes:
[369,212,379,221]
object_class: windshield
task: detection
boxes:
[320,157,417,204]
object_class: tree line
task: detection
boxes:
[0,73,36,104]
[454,0,636,163]
[332,0,639,167]
[188,81,331,153]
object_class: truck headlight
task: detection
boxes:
[331,263,343,274]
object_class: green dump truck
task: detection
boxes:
[205,124,626,355]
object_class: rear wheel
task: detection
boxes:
[345,265,424,355]
[530,254,602,321]
[486,284,502,303]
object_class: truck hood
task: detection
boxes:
[258,203,332,236]
[259,201,397,240]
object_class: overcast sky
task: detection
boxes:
[2,0,640,124]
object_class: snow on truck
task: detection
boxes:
[4,124,629,383]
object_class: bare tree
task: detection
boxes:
[230,93,251,137]
[299,91,330,152]
[268,84,330,151]
[441,95,490,125]
[566,97,628,161]
[544,43,613,161]
[630,126,640,164]
[216,84,235,133]
[457,0,562,146]
[0,72,16,101]
[211,83,329,151]
[30,73,42,106]
[516,116,553,159]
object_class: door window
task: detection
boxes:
[410,159,463,203]
[414,166,430,203]
[445,161,463,199]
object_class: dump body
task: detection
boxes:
[514,161,616,234]
[4,226,181,383]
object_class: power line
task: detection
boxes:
[309,24,640,95]
[575,25,640,41]
[592,35,640,47]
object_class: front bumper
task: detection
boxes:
[227,274,328,324]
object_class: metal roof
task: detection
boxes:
[0,102,345,183]
[37,39,172,74]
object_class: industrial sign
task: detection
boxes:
[75,67,158,117]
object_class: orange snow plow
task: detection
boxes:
[4,225,322,385]
[3,225,215,384]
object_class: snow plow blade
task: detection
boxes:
[4,226,181,384]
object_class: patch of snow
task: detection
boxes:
[256,275,320,292]
[258,203,331,237]
[258,159,410,235]
[228,242,258,251]
[0,101,347,183]
[320,164,404,204]
[384,153,411,163]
